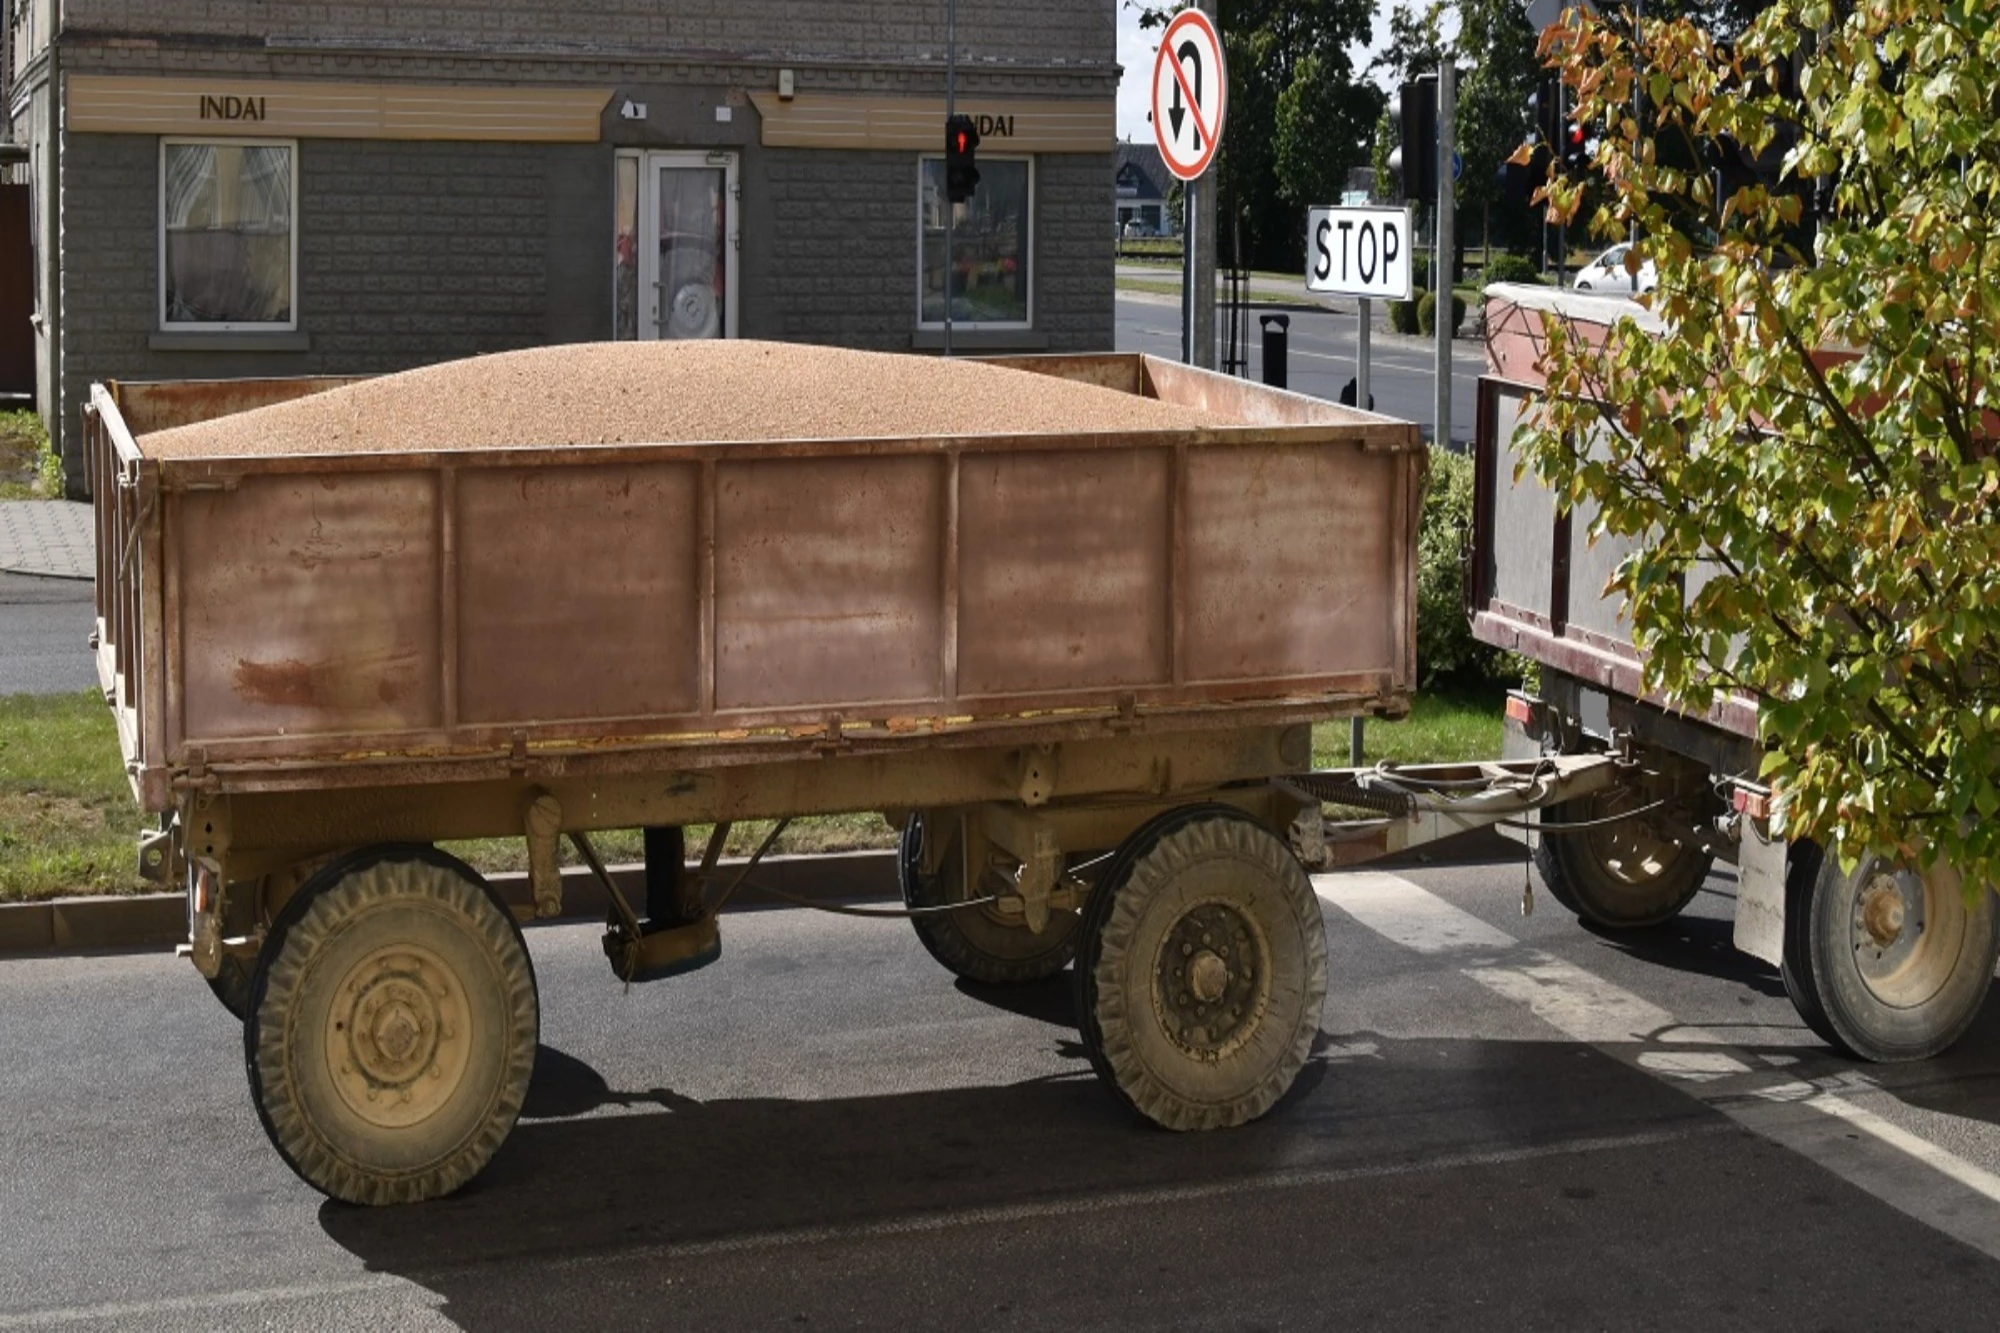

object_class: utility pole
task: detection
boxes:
[1188,0,1217,369]
[1434,62,1454,452]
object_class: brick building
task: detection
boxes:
[3,2,1119,493]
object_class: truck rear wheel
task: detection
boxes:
[900,813,1078,984]
[1782,844,1999,1062]
[1074,806,1326,1131]
[244,846,539,1205]
[1534,788,1711,928]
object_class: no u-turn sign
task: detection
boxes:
[1152,8,1227,181]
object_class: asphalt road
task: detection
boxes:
[0,571,96,697]
[1114,293,1486,447]
[4,859,1998,1329]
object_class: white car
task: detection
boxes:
[1573,242,1656,294]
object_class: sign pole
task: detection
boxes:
[1182,178,1197,363]
[1433,61,1455,452]
[1151,4,1225,370]
[1357,296,1371,408]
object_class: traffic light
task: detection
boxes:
[1392,77,1438,204]
[1529,74,1561,155]
[1564,119,1592,173]
[945,114,980,203]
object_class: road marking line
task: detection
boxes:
[1318,871,1514,952]
[1316,870,2000,1259]
[1758,1081,2000,1206]
[0,1126,1732,1326]
[0,1276,420,1330]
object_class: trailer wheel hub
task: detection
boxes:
[327,944,471,1128]
[1859,875,1909,947]
[1155,902,1268,1060]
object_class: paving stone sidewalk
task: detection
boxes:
[0,500,94,580]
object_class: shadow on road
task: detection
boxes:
[1579,907,1790,1000]
[315,1027,1775,1329]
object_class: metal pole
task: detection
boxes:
[1182,178,1197,363]
[1555,75,1567,288]
[1356,296,1371,409]
[1190,0,1217,371]
[1631,0,1642,247]
[943,0,955,357]
[1434,62,1454,452]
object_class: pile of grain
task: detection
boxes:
[140,341,1224,458]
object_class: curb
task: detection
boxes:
[0,830,1525,959]
[0,563,91,581]
[0,848,903,958]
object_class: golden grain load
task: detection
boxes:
[139,341,1222,458]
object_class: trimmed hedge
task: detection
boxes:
[1416,290,1466,337]
[1478,254,1542,286]
[1388,296,1422,334]
[1417,446,1515,688]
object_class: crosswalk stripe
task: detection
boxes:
[1315,870,2000,1260]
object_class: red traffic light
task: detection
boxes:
[945,114,980,203]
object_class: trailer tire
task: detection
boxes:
[1781,842,1999,1062]
[1074,805,1326,1131]
[204,857,340,1022]
[900,813,1077,984]
[1533,788,1711,928]
[208,954,254,1020]
[245,845,539,1205]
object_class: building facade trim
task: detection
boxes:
[748,91,1110,153]
[67,74,612,142]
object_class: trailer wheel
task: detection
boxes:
[204,857,338,1022]
[208,954,255,1020]
[1781,843,1999,1062]
[1074,806,1326,1131]
[244,846,539,1205]
[900,813,1078,984]
[1533,788,1711,928]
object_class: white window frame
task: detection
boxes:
[916,152,1034,331]
[158,136,300,333]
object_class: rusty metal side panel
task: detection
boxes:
[713,454,944,711]
[178,472,443,740]
[1141,354,1419,444]
[956,447,1171,698]
[985,352,1145,397]
[1181,443,1402,686]
[455,462,701,724]
[112,375,362,437]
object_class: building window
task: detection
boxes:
[160,138,297,330]
[918,156,1031,327]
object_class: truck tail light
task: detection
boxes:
[1732,786,1772,821]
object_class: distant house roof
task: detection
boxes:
[1115,142,1172,202]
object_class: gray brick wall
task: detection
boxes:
[57,133,609,476]
[1032,151,1114,352]
[753,148,1112,354]
[61,2,1116,69]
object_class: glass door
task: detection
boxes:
[637,151,736,340]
